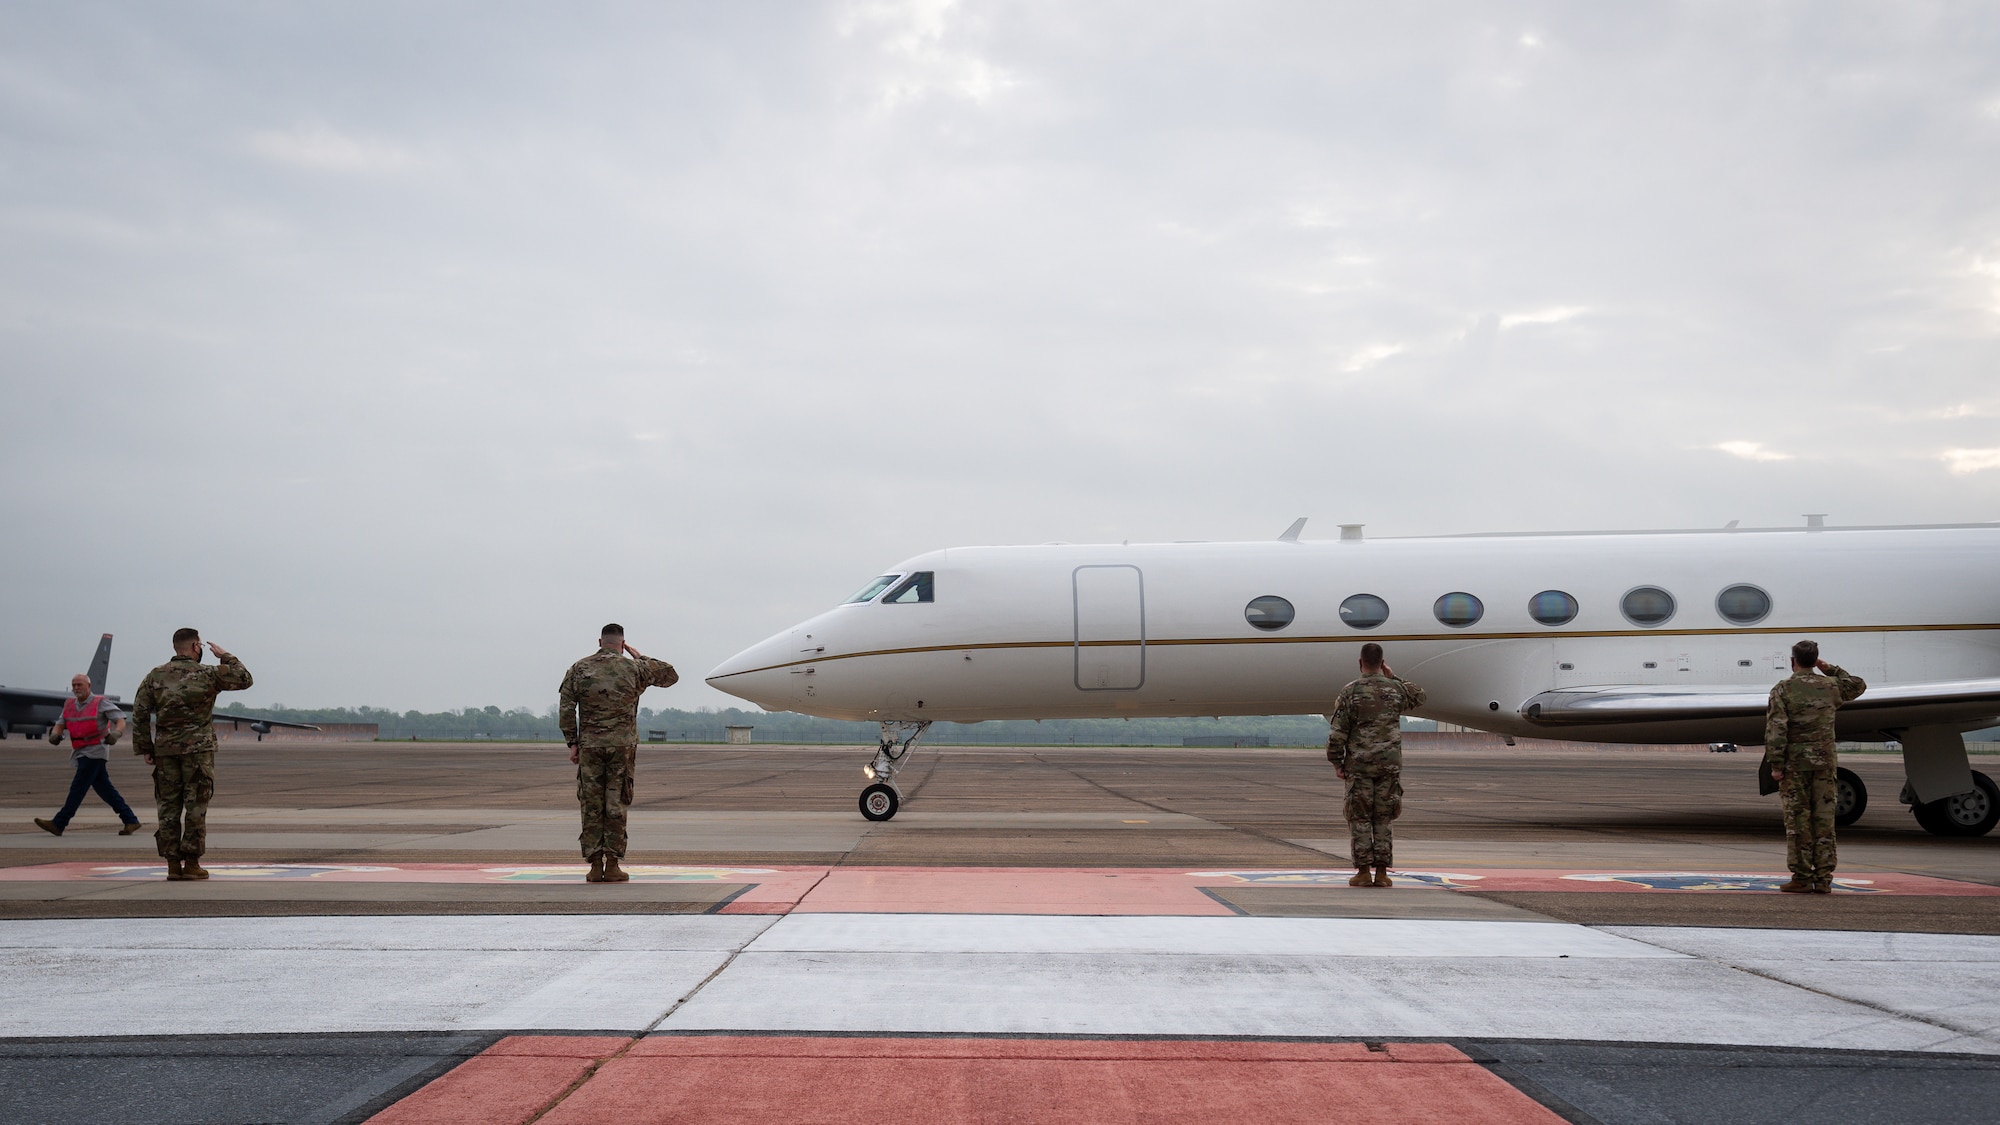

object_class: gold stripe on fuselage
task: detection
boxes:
[706,622,2000,680]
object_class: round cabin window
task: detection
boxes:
[1433,591,1485,628]
[1528,590,1579,626]
[1244,595,1295,631]
[1338,593,1390,630]
[1716,584,1772,625]
[1621,586,1677,627]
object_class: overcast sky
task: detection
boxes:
[2,2,1997,713]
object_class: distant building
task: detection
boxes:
[1183,735,1270,748]
[725,725,755,745]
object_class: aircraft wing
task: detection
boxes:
[1522,678,2000,732]
[2,690,318,730]
[213,715,321,733]
[0,687,76,708]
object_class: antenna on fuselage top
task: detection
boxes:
[1278,517,1307,542]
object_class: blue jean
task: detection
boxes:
[53,756,139,829]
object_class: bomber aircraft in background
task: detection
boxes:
[0,634,321,742]
[708,518,2000,836]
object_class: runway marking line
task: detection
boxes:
[365,1035,1564,1124]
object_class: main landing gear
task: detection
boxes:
[859,720,930,822]
[1903,771,2000,838]
[1834,767,1866,828]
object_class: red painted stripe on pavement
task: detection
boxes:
[527,1037,1559,1124]
[364,1036,631,1125]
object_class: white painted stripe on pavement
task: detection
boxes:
[0,916,774,1037]
[1603,926,2000,964]
[0,915,1993,1054]
[1606,926,2000,1053]
[747,914,1683,958]
[661,950,1994,1052]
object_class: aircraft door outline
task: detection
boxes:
[1073,565,1145,691]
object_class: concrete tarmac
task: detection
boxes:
[2,738,1997,1123]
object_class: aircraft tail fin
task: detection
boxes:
[87,634,112,695]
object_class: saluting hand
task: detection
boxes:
[207,641,231,660]
[1815,659,1832,673]
[1380,662,1395,678]
[622,641,644,660]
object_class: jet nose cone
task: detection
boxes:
[706,631,795,710]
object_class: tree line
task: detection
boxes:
[214,702,1365,746]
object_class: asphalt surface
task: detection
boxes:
[0,1033,487,1125]
[1466,1040,2000,1125]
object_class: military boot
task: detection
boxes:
[119,821,143,836]
[165,858,189,881]
[587,854,606,883]
[601,856,630,883]
[1372,866,1394,888]
[1811,880,1834,894]
[1776,876,1813,893]
[1348,868,1373,887]
[183,860,210,880]
[33,818,61,837]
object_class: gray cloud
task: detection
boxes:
[2,2,1996,710]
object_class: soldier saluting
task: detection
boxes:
[129,628,252,881]
[1327,643,1426,888]
[1764,639,1866,893]
[559,624,679,883]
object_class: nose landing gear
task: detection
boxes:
[859,720,931,822]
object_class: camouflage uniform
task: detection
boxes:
[1327,673,1427,868]
[559,651,678,860]
[1763,664,1866,887]
[130,653,252,860]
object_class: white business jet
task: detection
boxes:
[707,518,2000,834]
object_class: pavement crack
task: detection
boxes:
[522,912,792,1124]
[1604,928,1999,1048]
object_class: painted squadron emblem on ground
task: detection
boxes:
[83,864,399,879]
[1188,870,1487,888]
[1562,873,1885,893]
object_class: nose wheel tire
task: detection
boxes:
[860,783,900,822]
[1912,770,2000,837]
[1835,766,1867,828]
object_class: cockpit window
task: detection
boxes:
[883,571,935,604]
[845,575,902,604]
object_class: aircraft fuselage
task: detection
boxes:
[707,524,2000,746]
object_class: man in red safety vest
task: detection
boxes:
[35,674,143,837]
